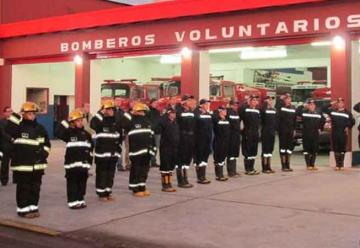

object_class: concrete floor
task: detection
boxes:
[0,140,359,248]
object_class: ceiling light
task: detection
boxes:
[73,55,83,65]
[239,47,287,60]
[332,36,345,50]
[181,47,192,58]
[160,54,181,64]
[311,41,332,46]
[209,47,252,53]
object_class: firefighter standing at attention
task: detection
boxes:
[297,100,325,171]
[122,102,156,197]
[240,96,261,175]
[212,106,230,181]
[159,108,179,192]
[6,102,51,218]
[176,95,196,188]
[327,97,355,170]
[56,109,94,209]
[194,99,212,184]
[90,100,122,201]
[226,99,241,178]
[277,94,296,172]
[260,96,276,173]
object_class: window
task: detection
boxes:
[223,84,234,97]
[101,88,113,98]
[210,85,220,97]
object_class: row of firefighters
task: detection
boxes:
[0,93,358,219]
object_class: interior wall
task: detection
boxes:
[210,58,331,86]
[11,62,75,112]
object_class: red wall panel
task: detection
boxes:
[1,0,125,24]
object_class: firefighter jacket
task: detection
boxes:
[261,104,277,134]
[241,107,261,133]
[298,108,325,134]
[329,109,355,132]
[159,115,180,151]
[5,113,50,173]
[55,121,94,170]
[90,111,122,162]
[227,108,241,134]
[194,108,213,142]
[277,104,297,132]
[177,107,196,135]
[123,114,156,158]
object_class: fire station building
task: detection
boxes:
[0,0,360,163]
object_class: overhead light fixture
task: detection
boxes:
[125,54,161,59]
[239,46,287,60]
[73,55,83,65]
[311,41,332,47]
[209,47,247,53]
[181,47,192,58]
[160,54,181,64]
[332,35,345,50]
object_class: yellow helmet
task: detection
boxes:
[21,102,39,113]
[69,109,84,122]
[102,99,115,109]
[132,102,149,112]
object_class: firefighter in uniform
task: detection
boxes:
[297,100,325,170]
[90,100,122,201]
[226,99,241,177]
[176,95,196,188]
[194,99,212,184]
[277,94,296,172]
[328,98,355,170]
[159,108,179,192]
[212,106,230,181]
[6,102,50,218]
[260,96,276,173]
[240,96,261,175]
[56,109,94,209]
[123,102,155,197]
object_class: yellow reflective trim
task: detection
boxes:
[14,138,39,146]
[37,137,45,143]
[9,115,21,125]
[11,164,47,172]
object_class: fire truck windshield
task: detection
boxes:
[101,84,130,98]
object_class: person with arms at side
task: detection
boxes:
[90,100,122,201]
[212,106,230,181]
[240,96,261,175]
[194,99,212,184]
[260,96,276,173]
[328,98,355,170]
[122,102,155,197]
[6,102,51,218]
[147,98,161,168]
[55,109,94,209]
[0,106,13,185]
[226,99,241,178]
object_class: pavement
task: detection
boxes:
[0,140,359,248]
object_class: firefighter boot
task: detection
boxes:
[262,156,269,173]
[176,168,186,187]
[182,168,194,188]
[163,173,176,192]
[334,153,341,171]
[267,157,275,173]
[249,159,260,175]
[161,173,169,192]
[285,154,293,172]
[228,159,240,178]
[305,154,311,170]
[339,153,345,170]
[280,154,287,171]
[198,166,211,184]
[215,164,228,181]
[310,154,318,171]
